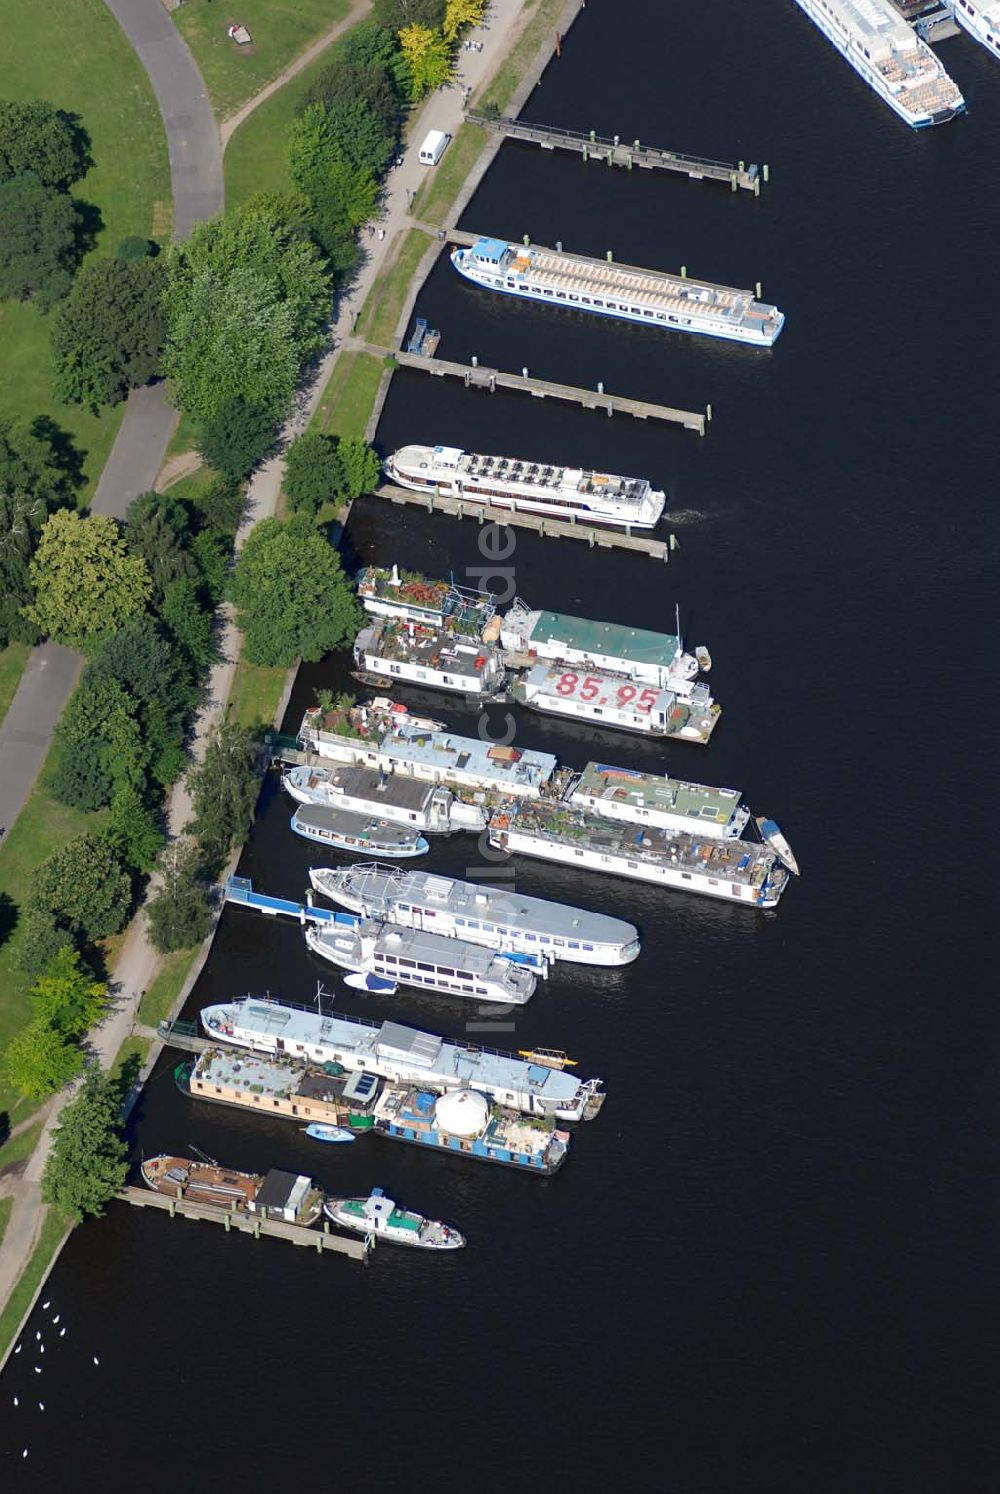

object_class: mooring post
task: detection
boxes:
[634,139,640,151]
[754,177,760,198]
[739,159,745,172]
[169,1198,176,1218]
[680,265,687,278]
[606,249,613,262]
[556,240,562,252]
[471,354,478,367]
[730,174,737,192]
[582,146,588,162]
[597,380,604,394]
[589,129,596,142]
[670,533,679,551]
[626,156,632,170]
[706,403,713,423]
[224,1211,231,1231]
[763,163,770,183]
[756,281,762,299]
[316,1235,323,1253]
[523,233,530,246]
[522,367,529,379]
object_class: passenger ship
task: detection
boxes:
[384,444,666,529]
[451,237,785,347]
[309,862,641,966]
[952,0,1000,58]
[200,996,606,1121]
[305,920,540,1004]
[792,0,965,126]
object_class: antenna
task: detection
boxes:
[675,601,682,649]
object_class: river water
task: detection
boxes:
[2,3,996,1488]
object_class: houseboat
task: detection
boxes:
[500,598,703,691]
[289,803,430,858]
[373,1085,570,1174]
[282,762,483,834]
[511,663,720,742]
[304,921,540,1004]
[564,761,750,840]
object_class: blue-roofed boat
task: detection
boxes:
[755,817,800,876]
[304,1123,356,1143]
[373,1085,570,1174]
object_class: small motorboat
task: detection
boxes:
[694,644,713,672]
[370,697,446,733]
[755,816,800,876]
[517,1048,578,1070]
[343,972,398,994]
[324,1187,465,1250]
[304,1123,356,1144]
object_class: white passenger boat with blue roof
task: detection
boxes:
[200,996,605,1120]
[309,862,640,966]
[952,0,1000,57]
[324,1187,464,1250]
[793,0,965,126]
[452,237,784,346]
[305,920,540,1004]
[384,445,666,529]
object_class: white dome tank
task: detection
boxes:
[434,1089,489,1137]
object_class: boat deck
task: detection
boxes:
[355,619,499,685]
[567,761,747,833]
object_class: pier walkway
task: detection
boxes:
[223,875,355,928]
[118,1187,368,1260]
[465,113,765,193]
[373,484,678,562]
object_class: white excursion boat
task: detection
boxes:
[290,804,430,859]
[282,763,484,835]
[792,0,965,126]
[384,444,666,529]
[324,1187,465,1250]
[952,0,1000,58]
[304,921,540,1004]
[452,238,784,346]
[309,862,641,966]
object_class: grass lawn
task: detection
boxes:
[0,643,31,728]
[0,1119,45,1172]
[0,1196,11,1251]
[0,0,170,498]
[111,1034,151,1087]
[410,122,487,228]
[0,1207,72,1361]
[0,739,107,1117]
[177,0,350,121]
[230,659,290,730]
[354,230,433,349]
[311,352,385,440]
[138,947,199,1029]
[478,0,565,115]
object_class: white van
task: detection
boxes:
[418,130,451,167]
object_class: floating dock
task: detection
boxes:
[372,483,678,561]
[118,1186,368,1259]
[465,113,765,193]
[389,346,706,433]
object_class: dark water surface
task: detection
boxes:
[2,3,996,1488]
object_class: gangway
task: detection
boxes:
[224,875,357,929]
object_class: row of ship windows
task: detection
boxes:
[496,277,690,323]
[396,903,595,949]
[379,952,490,989]
[563,845,744,893]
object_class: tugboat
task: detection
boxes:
[323,1186,465,1250]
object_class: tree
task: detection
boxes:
[187,722,261,868]
[106,783,165,874]
[163,201,333,425]
[374,0,446,28]
[0,414,81,505]
[397,25,453,98]
[288,105,380,262]
[30,833,133,943]
[0,488,46,647]
[230,515,362,667]
[161,577,215,673]
[15,907,76,987]
[31,946,107,1038]
[51,256,167,411]
[196,397,279,482]
[2,1019,81,1099]
[303,25,405,164]
[339,437,382,499]
[124,490,197,599]
[24,510,153,651]
[86,617,194,787]
[52,675,148,810]
[0,172,80,308]
[0,101,90,189]
[42,1063,129,1222]
[443,0,485,40]
[283,431,345,516]
[146,840,213,952]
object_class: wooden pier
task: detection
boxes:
[465,114,766,194]
[373,484,678,562]
[119,1187,368,1260]
[387,346,707,434]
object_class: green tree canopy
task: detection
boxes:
[283,431,345,516]
[288,105,379,263]
[397,24,453,99]
[186,722,261,869]
[373,0,446,29]
[106,783,165,873]
[14,906,75,987]
[0,488,46,647]
[338,438,382,499]
[0,100,91,189]
[303,24,405,163]
[146,840,213,953]
[42,1063,129,1222]
[0,414,81,505]
[24,509,153,651]
[52,674,149,810]
[30,832,133,943]
[0,171,81,308]
[31,945,107,1038]
[124,490,197,599]
[196,397,279,483]
[52,256,167,411]
[160,576,215,674]
[2,1018,81,1099]
[230,515,361,667]
[163,202,332,424]
[86,615,195,786]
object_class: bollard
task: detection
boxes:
[589,129,596,142]
[627,156,632,170]
[224,1211,231,1231]
[606,249,613,262]
[457,503,464,520]
[706,403,713,422]
[523,233,530,246]
[169,1198,176,1218]
[324,1221,330,1234]
[316,1235,323,1253]
[588,531,595,547]
[670,533,679,551]
[680,265,687,278]
[614,134,620,146]
[625,523,632,539]
[556,240,562,252]
[763,163,770,183]
[739,159,745,172]
[754,178,760,198]
[522,367,529,379]
[597,380,604,393]
[634,139,640,151]
[582,146,588,162]
[254,1220,261,1238]
[755,281,762,300]
[730,174,737,192]
[471,354,478,367]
